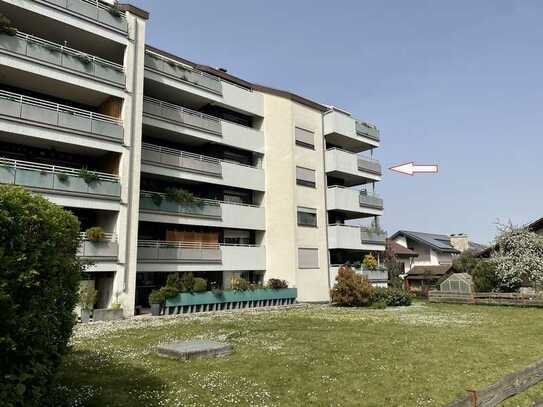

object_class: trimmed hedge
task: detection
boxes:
[372,287,412,306]
[0,186,82,406]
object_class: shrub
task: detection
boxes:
[165,272,184,292]
[232,277,251,291]
[78,167,100,184]
[330,265,374,307]
[267,278,288,289]
[193,277,207,292]
[164,187,202,206]
[108,3,122,17]
[0,14,17,36]
[148,289,164,305]
[362,253,378,271]
[472,261,500,292]
[180,272,195,292]
[56,172,69,183]
[79,284,97,310]
[0,186,81,406]
[85,226,106,241]
[452,250,481,274]
[372,287,412,306]
[159,285,179,300]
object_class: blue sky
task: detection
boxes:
[132,0,543,244]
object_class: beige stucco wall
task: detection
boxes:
[262,94,330,302]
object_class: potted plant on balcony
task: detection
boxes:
[148,289,163,316]
[85,226,106,241]
[151,192,163,206]
[164,187,204,207]
[78,166,100,185]
[79,284,97,323]
[0,14,17,36]
[266,278,288,290]
[56,172,69,183]
[362,253,378,271]
[108,2,123,18]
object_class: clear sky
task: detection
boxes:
[132,0,542,244]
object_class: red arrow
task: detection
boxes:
[389,162,438,176]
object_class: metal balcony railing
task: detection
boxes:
[142,96,222,134]
[78,232,119,258]
[359,190,384,209]
[41,0,128,32]
[141,143,222,176]
[0,157,121,197]
[139,191,222,219]
[0,32,125,85]
[357,155,382,175]
[144,51,222,94]
[137,240,222,262]
[0,89,124,141]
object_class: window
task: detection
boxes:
[296,166,316,188]
[295,127,315,149]
[298,248,319,269]
[223,230,250,245]
[297,207,317,227]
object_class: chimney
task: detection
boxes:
[450,234,469,252]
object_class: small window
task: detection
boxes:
[296,166,316,188]
[297,207,317,227]
[298,248,319,269]
[295,127,315,149]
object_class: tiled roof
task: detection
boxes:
[406,264,454,278]
[390,231,460,254]
[386,239,418,257]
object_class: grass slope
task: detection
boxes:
[58,303,543,406]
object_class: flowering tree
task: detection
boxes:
[490,223,543,291]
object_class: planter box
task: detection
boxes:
[166,288,297,307]
[93,308,123,322]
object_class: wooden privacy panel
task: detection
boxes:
[98,97,123,119]
[166,230,219,244]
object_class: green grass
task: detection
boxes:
[58,303,543,406]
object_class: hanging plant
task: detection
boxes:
[56,172,69,183]
[78,167,100,185]
[74,52,92,65]
[108,3,123,18]
[0,14,17,36]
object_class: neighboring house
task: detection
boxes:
[0,1,384,314]
[390,231,482,292]
[479,216,543,258]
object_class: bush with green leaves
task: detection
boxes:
[266,278,288,289]
[0,13,17,36]
[85,226,105,241]
[78,167,100,185]
[330,265,374,307]
[472,260,500,292]
[193,277,207,292]
[0,186,82,406]
[372,287,412,306]
[232,276,251,291]
[148,289,164,305]
[452,249,480,274]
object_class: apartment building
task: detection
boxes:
[0,0,385,314]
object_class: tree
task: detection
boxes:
[490,223,543,292]
[383,249,403,289]
[331,265,374,307]
[0,186,82,406]
[452,249,480,274]
[472,261,500,292]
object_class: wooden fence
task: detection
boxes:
[429,291,543,307]
[445,357,543,406]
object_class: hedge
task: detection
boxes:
[0,186,82,406]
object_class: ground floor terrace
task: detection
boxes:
[59,303,543,406]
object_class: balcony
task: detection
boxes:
[142,97,264,153]
[0,32,125,89]
[330,265,388,287]
[139,191,265,230]
[327,186,384,218]
[325,148,382,186]
[78,232,118,259]
[0,90,123,144]
[39,0,128,33]
[327,224,386,251]
[0,157,121,200]
[141,143,265,191]
[136,241,266,272]
[144,51,264,117]
[324,109,380,152]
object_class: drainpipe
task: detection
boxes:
[322,111,332,294]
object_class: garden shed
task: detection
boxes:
[439,273,473,293]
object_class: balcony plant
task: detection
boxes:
[232,276,250,292]
[266,278,288,290]
[193,277,207,292]
[150,192,163,206]
[56,172,69,183]
[148,289,164,316]
[79,284,97,323]
[85,226,106,241]
[74,52,93,65]
[164,187,204,207]
[362,254,378,271]
[0,14,17,36]
[78,167,100,185]
[108,2,123,18]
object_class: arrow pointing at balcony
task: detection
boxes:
[389,162,438,176]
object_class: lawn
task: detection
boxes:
[58,303,543,407]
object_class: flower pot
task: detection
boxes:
[80,309,92,323]
[150,303,161,316]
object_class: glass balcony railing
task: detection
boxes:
[0,158,121,197]
[139,191,222,219]
[360,228,387,245]
[359,191,384,209]
[0,90,123,141]
[357,156,382,175]
[41,0,128,32]
[143,96,222,134]
[0,32,125,86]
[355,120,380,141]
[137,240,222,263]
[78,232,118,258]
[144,52,222,94]
[141,143,222,176]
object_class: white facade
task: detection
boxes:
[0,1,385,313]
